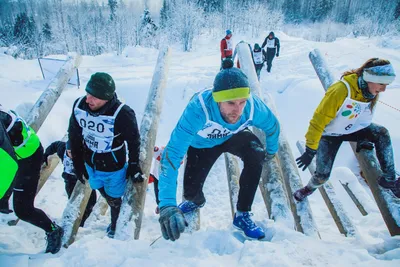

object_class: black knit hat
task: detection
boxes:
[85,72,115,100]
[212,66,250,102]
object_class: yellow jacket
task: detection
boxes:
[305,74,371,150]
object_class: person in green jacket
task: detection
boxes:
[0,105,64,254]
[0,120,18,200]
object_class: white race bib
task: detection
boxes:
[196,90,254,139]
[323,80,373,136]
[266,38,275,48]
[74,97,125,153]
[253,51,263,64]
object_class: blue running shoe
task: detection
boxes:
[178,200,205,213]
[106,223,115,238]
[233,212,265,240]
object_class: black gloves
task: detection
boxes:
[75,166,88,185]
[296,147,317,171]
[126,162,144,183]
[356,141,374,153]
[42,153,50,166]
[276,53,279,57]
[159,206,187,241]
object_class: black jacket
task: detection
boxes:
[68,94,140,174]
[261,31,280,55]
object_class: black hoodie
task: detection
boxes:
[261,31,280,55]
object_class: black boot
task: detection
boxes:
[0,199,13,214]
[45,223,64,254]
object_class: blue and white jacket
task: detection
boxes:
[159,89,280,208]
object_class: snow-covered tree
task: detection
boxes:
[138,9,158,47]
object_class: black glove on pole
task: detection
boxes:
[356,141,374,153]
[126,162,144,183]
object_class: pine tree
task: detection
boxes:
[311,0,334,22]
[160,0,170,29]
[197,0,222,13]
[395,0,400,20]
[13,13,37,46]
[108,0,118,21]
[138,9,158,47]
[42,22,52,42]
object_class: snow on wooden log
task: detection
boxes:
[339,181,368,216]
[237,43,316,233]
[309,49,400,236]
[116,47,170,240]
[308,49,335,91]
[350,143,400,236]
[25,53,82,132]
[224,153,240,218]
[89,196,109,222]
[61,180,93,247]
[297,141,358,237]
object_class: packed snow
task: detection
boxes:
[1,31,400,266]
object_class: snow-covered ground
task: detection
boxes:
[1,32,400,266]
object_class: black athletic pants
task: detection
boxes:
[13,145,54,232]
[183,130,265,212]
[309,123,395,188]
[266,49,276,72]
[98,187,121,230]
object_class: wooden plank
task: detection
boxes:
[309,48,400,236]
[25,53,82,132]
[116,47,170,240]
[339,181,368,216]
[61,180,92,247]
[224,153,240,219]
[237,43,318,236]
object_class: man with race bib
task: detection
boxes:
[252,43,266,81]
[261,31,280,73]
[157,60,280,241]
[68,72,143,238]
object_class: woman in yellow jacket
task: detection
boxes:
[294,58,399,201]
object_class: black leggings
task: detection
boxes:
[309,123,395,188]
[183,130,265,212]
[65,178,97,226]
[98,187,121,230]
[13,145,54,232]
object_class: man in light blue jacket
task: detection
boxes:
[158,59,280,241]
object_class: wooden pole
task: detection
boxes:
[116,47,170,240]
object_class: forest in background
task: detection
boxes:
[0,0,399,58]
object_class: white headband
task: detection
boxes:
[363,64,396,85]
[363,71,395,84]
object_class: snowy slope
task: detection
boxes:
[1,32,400,266]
